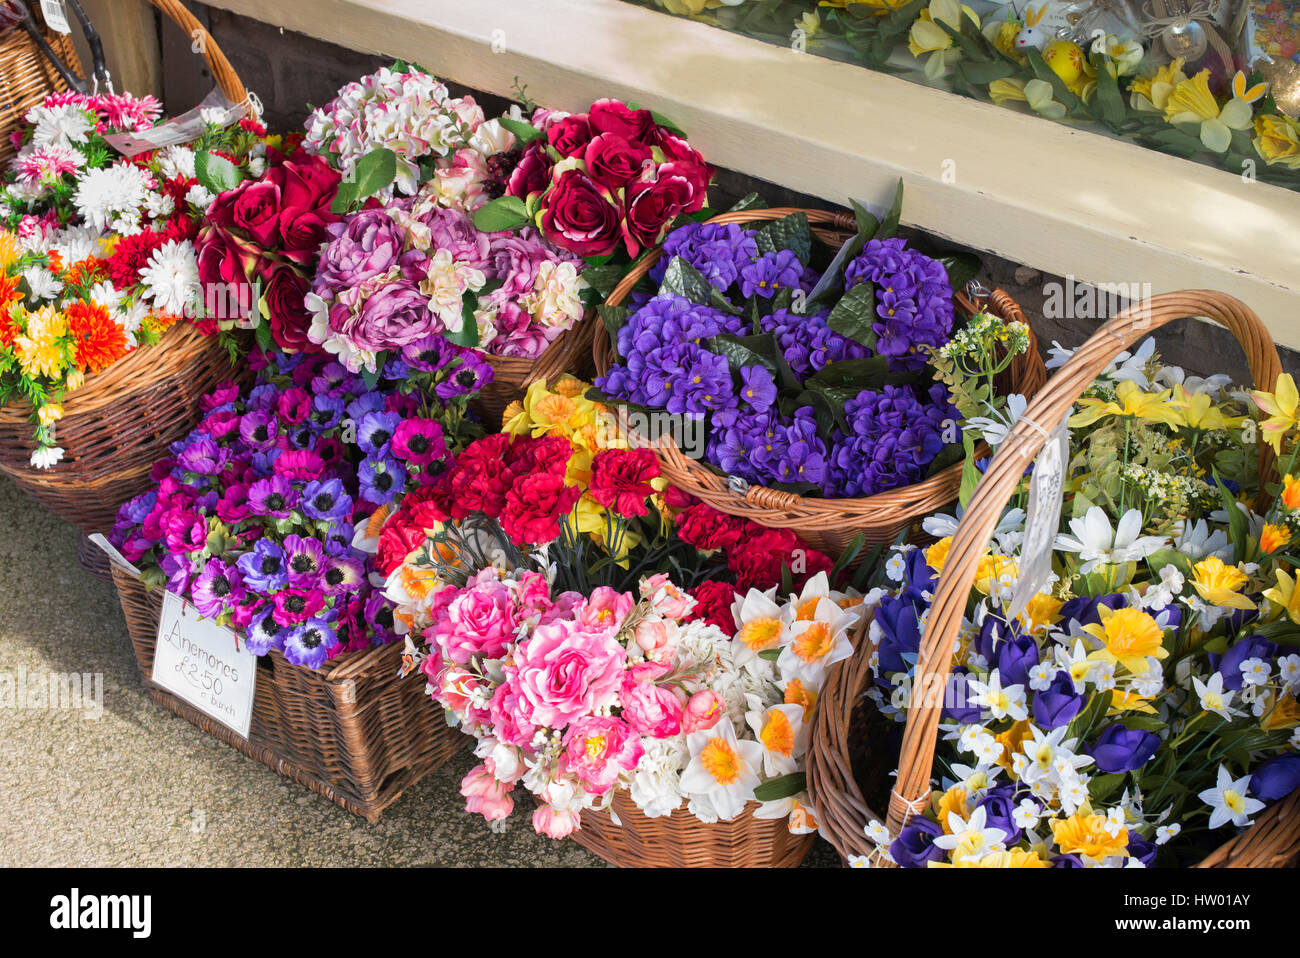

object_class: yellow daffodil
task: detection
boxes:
[1017,592,1064,634]
[1263,568,1300,623]
[659,0,726,16]
[1052,811,1129,861]
[798,10,821,36]
[994,720,1033,771]
[1190,555,1256,611]
[1170,384,1243,431]
[1130,58,1187,113]
[1070,380,1185,429]
[934,785,969,833]
[1261,522,1290,554]
[820,0,911,10]
[1082,605,1168,673]
[1163,68,1253,153]
[983,19,1024,62]
[1251,372,1299,455]
[1255,112,1300,168]
[1108,689,1158,715]
[974,553,1019,595]
[1091,33,1143,78]
[930,849,1050,867]
[925,536,953,572]
[989,77,1068,119]
[909,0,980,81]
[1261,690,1300,730]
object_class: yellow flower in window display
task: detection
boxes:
[988,77,1070,120]
[983,18,1027,63]
[909,0,981,82]
[1129,57,1188,113]
[1082,605,1168,673]
[1190,555,1256,611]
[820,0,913,11]
[1251,372,1300,455]
[1090,33,1144,79]
[1255,112,1300,168]
[657,0,728,17]
[1163,69,1254,153]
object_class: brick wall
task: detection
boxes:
[162,4,1299,386]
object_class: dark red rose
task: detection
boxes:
[260,263,315,353]
[196,225,258,322]
[589,448,659,517]
[277,209,332,264]
[661,485,699,511]
[229,179,283,249]
[500,473,581,547]
[538,168,623,258]
[584,132,652,190]
[505,141,554,200]
[623,167,699,252]
[546,114,594,157]
[278,152,341,213]
[688,580,739,634]
[588,99,656,142]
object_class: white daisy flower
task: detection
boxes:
[138,239,199,316]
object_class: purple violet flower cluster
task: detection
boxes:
[596,219,961,498]
[109,344,486,669]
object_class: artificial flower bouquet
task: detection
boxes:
[0,91,268,465]
[108,340,491,669]
[593,187,1029,500]
[853,340,1300,867]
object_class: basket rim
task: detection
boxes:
[593,205,1046,519]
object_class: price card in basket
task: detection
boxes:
[151,591,256,739]
[1005,414,1069,623]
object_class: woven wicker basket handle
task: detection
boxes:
[885,289,1284,836]
[145,0,251,115]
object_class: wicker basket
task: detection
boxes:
[473,309,599,428]
[0,323,252,576]
[0,3,84,167]
[556,790,815,868]
[807,289,1300,868]
[111,564,468,822]
[592,207,1048,555]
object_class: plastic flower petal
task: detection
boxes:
[1251,373,1299,454]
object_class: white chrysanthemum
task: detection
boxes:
[138,239,199,316]
[88,281,123,312]
[25,103,92,150]
[48,224,103,264]
[73,163,154,232]
[184,183,215,210]
[143,190,175,220]
[629,737,688,819]
[156,145,196,180]
[22,266,62,302]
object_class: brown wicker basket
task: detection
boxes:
[0,323,252,574]
[557,789,815,867]
[592,207,1048,555]
[807,289,1300,868]
[473,309,598,428]
[0,3,84,167]
[111,564,468,822]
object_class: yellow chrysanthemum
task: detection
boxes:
[0,230,22,271]
[1190,555,1255,611]
[1052,811,1129,861]
[1082,605,1168,673]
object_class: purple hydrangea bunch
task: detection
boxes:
[108,345,488,670]
[596,217,962,498]
[843,237,954,369]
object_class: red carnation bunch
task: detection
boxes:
[588,447,659,517]
[673,501,833,590]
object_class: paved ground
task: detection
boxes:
[0,475,838,867]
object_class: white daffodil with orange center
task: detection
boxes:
[729,586,786,667]
[745,700,807,777]
[776,596,858,687]
[680,722,764,821]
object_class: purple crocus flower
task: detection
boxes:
[283,618,338,669]
[1032,673,1085,730]
[191,557,244,619]
[1216,635,1279,692]
[889,817,945,868]
[995,633,1040,688]
[283,534,327,588]
[1251,753,1300,801]
[248,475,298,518]
[236,538,288,592]
[1091,724,1161,773]
[976,785,1021,846]
[301,478,352,524]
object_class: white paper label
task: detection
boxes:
[1005,415,1069,621]
[87,533,141,578]
[102,88,247,157]
[151,591,256,739]
[40,0,71,34]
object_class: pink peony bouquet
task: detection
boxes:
[402,568,867,837]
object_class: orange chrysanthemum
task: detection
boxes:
[64,300,129,374]
[64,256,108,290]
[45,249,63,273]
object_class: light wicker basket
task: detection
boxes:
[592,207,1048,555]
[807,289,1300,868]
[474,309,598,428]
[0,2,84,166]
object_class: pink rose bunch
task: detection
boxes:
[502,99,711,259]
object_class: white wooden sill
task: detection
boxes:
[200,0,1300,351]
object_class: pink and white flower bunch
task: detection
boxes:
[403,567,868,837]
[302,64,516,206]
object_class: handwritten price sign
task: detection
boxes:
[152,591,256,739]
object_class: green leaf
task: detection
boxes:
[925,441,965,478]
[958,59,1016,85]
[875,179,905,240]
[758,649,782,662]
[937,252,981,293]
[1213,469,1249,558]
[805,356,920,393]
[753,772,806,802]
[958,431,980,509]
[780,562,794,596]
[598,304,629,357]
[1024,48,1081,110]
[195,150,244,196]
[660,256,715,304]
[498,116,544,144]
[361,364,381,392]
[252,320,273,354]
[753,212,812,264]
[472,194,531,233]
[707,332,779,378]
[799,385,846,434]
[445,300,481,349]
[581,263,626,299]
[826,281,877,349]
[726,192,768,214]
[709,287,743,316]
[1092,58,1126,128]
[851,197,879,240]
[1088,772,1127,803]
[830,533,867,581]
